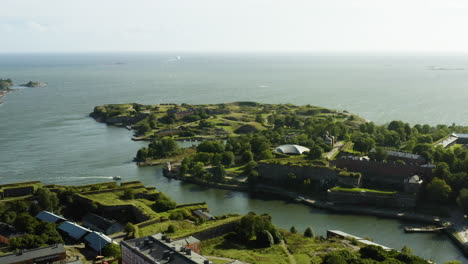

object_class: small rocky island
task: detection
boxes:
[20,81,47,88]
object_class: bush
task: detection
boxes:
[256,230,274,247]
[304,226,314,238]
[290,226,297,234]
[102,243,121,258]
[167,224,176,233]
[122,189,135,200]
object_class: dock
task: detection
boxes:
[404,226,447,233]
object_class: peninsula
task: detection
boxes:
[91,102,468,259]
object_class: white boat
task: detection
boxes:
[113,176,122,180]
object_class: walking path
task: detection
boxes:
[324,141,344,160]
[280,240,296,264]
[205,255,249,264]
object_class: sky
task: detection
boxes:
[1,0,468,53]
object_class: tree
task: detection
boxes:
[242,151,254,163]
[307,146,323,160]
[426,177,452,203]
[212,164,226,182]
[124,223,136,236]
[148,137,179,158]
[236,212,277,243]
[324,255,347,264]
[192,162,207,178]
[197,141,225,153]
[257,150,274,160]
[290,226,297,234]
[167,224,176,233]
[370,147,387,161]
[304,226,314,238]
[457,188,468,213]
[152,193,176,212]
[221,151,235,167]
[256,230,274,247]
[137,123,151,135]
[401,245,413,255]
[36,188,59,212]
[135,147,148,162]
[102,243,121,259]
[14,213,38,234]
[434,162,450,180]
[353,137,375,154]
[122,189,135,200]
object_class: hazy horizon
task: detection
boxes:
[1,0,468,53]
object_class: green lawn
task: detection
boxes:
[283,231,350,264]
[79,189,160,219]
[201,234,289,264]
[137,215,241,238]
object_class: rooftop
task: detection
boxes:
[275,144,310,155]
[36,211,66,223]
[122,233,211,264]
[0,244,65,263]
[387,150,424,160]
[84,231,113,252]
[385,150,424,161]
[453,133,468,139]
[58,221,91,240]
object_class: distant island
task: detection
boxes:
[0,78,47,102]
[0,78,14,100]
[20,81,47,88]
[91,101,468,259]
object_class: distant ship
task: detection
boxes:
[113,176,122,180]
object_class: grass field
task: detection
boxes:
[201,234,289,264]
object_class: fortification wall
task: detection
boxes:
[189,220,240,241]
[327,191,416,208]
[257,163,339,188]
[332,158,433,189]
[2,186,35,198]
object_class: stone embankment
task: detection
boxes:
[164,170,468,257]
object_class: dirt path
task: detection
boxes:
[280,240,296,264]
[205,255,249,264]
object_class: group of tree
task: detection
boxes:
[235,212,282,247]
[151,192,177,212]
[0,78,13,90]
[8,212,63,250]
[135,137,180,161]
[322,245,432,264]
